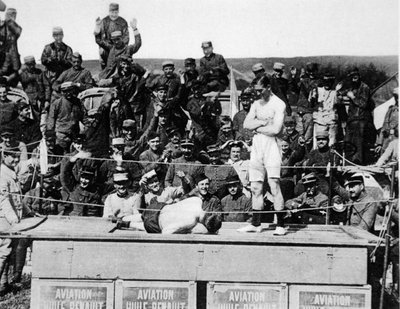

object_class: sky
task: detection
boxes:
[2,0,399,62]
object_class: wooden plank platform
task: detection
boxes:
[2,216,380,248]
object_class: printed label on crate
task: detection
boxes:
[39,285,108,309]
[122,286,189,309]
[208,284,286,309]
[298,291,367,309]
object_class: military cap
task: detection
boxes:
[44,130,57,140]
[180,138,194,147]
[323,72,335,80]
[110,30,122,38]
[156,84,168,91]
[229,140,243,148]
[111,137,125,146]
[273,62,285,71]
[393,87,398,95]
[206,144,220,154]
[71,52,82,60]
[252,63,264,72]
[60,81,76,91]
[184,58,196,66]
[284,115,296,125]
[143,169,158,181]
[17,101,29,111]
[302,173,317,185]
[166,127,180,137]
[347,67,360,77]
[193,173,208,184]
[0,125,14,136]
[344,173,364,187]
[109,3,119,11]
[6,8,16,14]
[201,41,212,48]
[225,174,240,185]
[0,76,7,86]
[122,119,136,128]
[73,134,86,144]
[306,62,319,73]
[52,27,63,35]
[315,130,329,139]
[113,172,129,183]
[162,60,174,68]
[147,131,160,141]
[80,167,96,179]
[157,108,168,117]
[23,55,35,64]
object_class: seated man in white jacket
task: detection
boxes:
[103,171,144,229]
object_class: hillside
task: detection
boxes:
[83,55,398,78]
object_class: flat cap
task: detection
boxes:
[122,119,136,128]
[6,8,16,14]
[162,60,174,68]
[166,126,180,137]
[23,55,35,64]
[252,63,264,72]
[113,172,129,183]
[273,62,285,71]
[143,169,158,181]
[315,130,329,139]
[109,3,119,11]
[201,41,212,48]
[111,137,125,146]
[52,27,63,35]
[302,173,317,185]
[110,30,122,38]
[344,173,364,186]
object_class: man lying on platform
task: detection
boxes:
[140,170,222,234]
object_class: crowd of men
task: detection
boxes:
[0,2,398,300]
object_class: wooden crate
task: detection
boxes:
[207,282,288,309]
[288,285,371,309]
[30,278,114,309]
[114,280,197,309]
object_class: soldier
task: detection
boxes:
[47,82,84,152]
[221,174,251,222]
[95,18,141,79]
[182,57,199,91]
[60,151,102,217]
[40,27,73,85]
[19,56,49,122]
[270,62,292,116]
[233,90,255,142]
[199,41,229,92]
[95,3,129,70]
[250,63,266,87]
[98,137,143,196]
[4,8,22,70]
[103,172,142,226]
[0,78,18,129]
[7,101,41,153]
[341,67,376,164]
[375,87,398,154]
[204,143,238,200]
[285,173,328,224]
[164,138,204,189]
[0,149,34,295]
[238,75,287,235]
[53,52,94,96]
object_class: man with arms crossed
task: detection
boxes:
[238,75,287,235]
